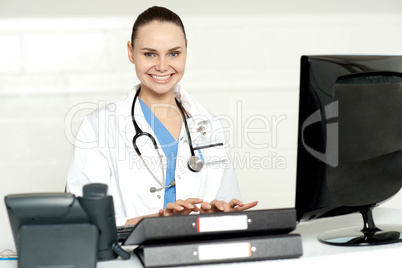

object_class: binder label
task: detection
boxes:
[198,242,251,260]
[197,215,248,232]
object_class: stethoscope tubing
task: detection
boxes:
[130,87,224,191]
[131,88,202,159]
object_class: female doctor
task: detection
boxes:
[67,6,258,226]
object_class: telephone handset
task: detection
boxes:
[78,183,130,260]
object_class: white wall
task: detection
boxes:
[1,0,402,251]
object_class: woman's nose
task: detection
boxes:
[156,57,168,72]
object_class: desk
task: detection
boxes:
[2,207,402,268]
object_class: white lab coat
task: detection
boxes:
[67,84,241,226]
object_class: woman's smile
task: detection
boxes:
[148,73,175,83]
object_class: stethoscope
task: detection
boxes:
[131,88,223,193]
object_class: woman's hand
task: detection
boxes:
[158,198,204,217]
[200,199,258,213]
[125,198,258,225]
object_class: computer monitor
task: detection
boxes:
[295,55,402,246]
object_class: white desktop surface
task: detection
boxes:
[1,207,402,268]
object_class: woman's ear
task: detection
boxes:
[127,41,135,64]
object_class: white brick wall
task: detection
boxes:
[1,0,402,251]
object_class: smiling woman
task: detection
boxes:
[66,6,258,227]
[128,20,187,98]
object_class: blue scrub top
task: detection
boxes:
[139,98,178,209]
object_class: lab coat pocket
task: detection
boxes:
[197,145,229,167]
[196,145,230,201]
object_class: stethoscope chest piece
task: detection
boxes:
[187,155,204,172]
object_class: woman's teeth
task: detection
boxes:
[151,74,171,80]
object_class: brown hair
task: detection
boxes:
[131,6,187,48]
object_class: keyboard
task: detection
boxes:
[116,225,135,242]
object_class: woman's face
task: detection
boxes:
[128,21,187,96]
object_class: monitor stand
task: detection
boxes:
[318,206,402,246]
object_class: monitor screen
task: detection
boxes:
[295,55,402,245]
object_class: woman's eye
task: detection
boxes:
[170,52,179,57]
[144,53,155,58]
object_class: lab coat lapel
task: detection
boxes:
[116,87,165,183]
[174,84,212,145]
